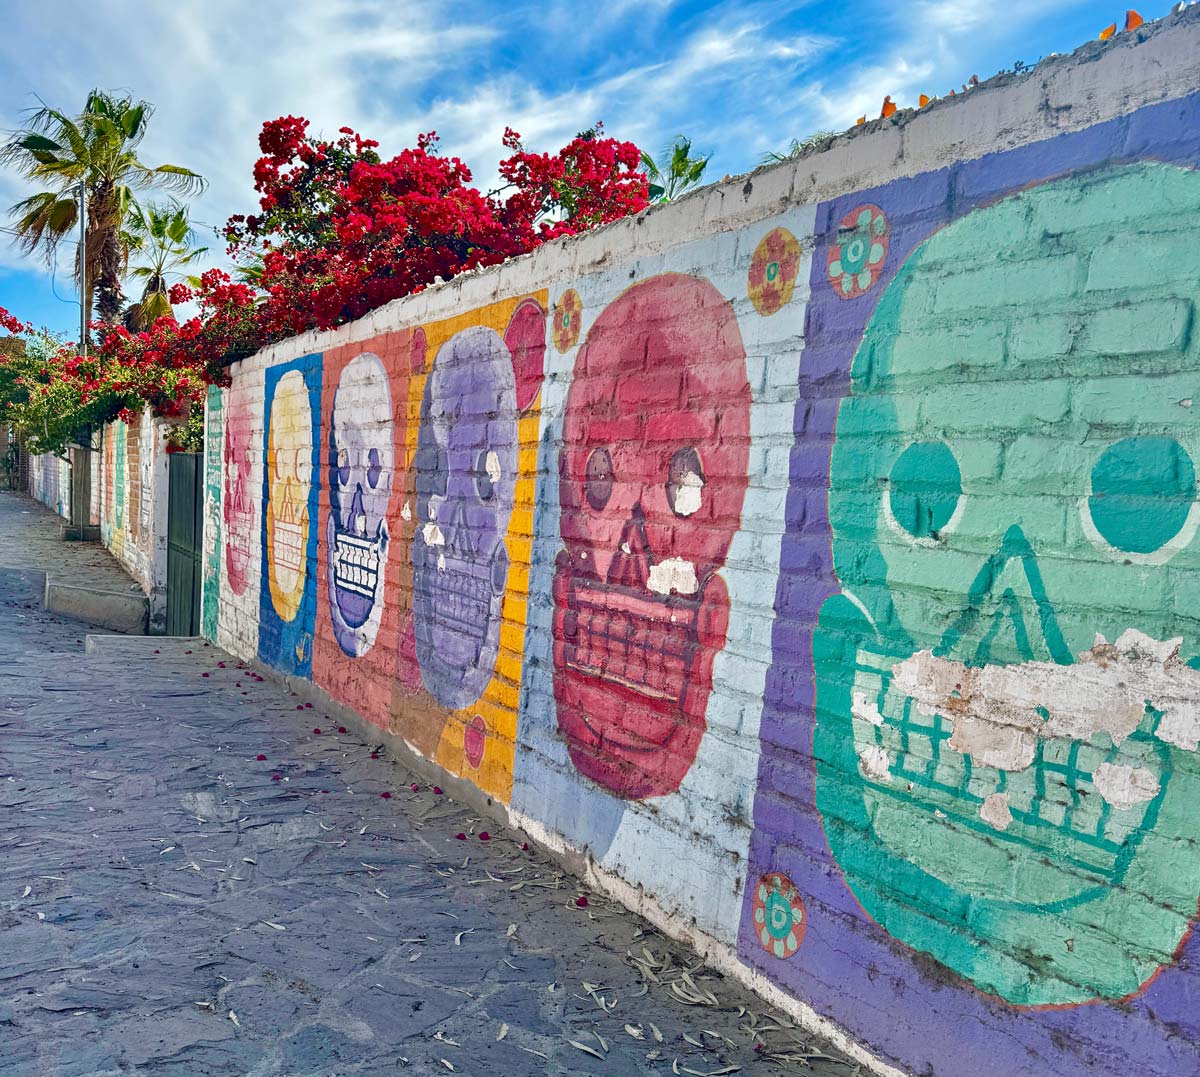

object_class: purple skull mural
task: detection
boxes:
[412,326,517,710]
[327,352,393,657]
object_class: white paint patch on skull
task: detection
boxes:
[485,450,501,485]
[647,557,699,596]
[1091,763,1161,810]
[852,690,885,727]
[890,630,1200,772]
[673,471,704,517]
[857,744,891,781]
[979,792,1013,831]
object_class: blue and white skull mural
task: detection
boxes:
[326,352,393,657]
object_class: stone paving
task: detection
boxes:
[0,491,856,1076]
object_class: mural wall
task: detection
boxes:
[202,23,1200,1075]
[27,452,70,519]
[27,414,169,612]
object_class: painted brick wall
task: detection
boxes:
[99,412,170,625]
[27,451,71,519]
[201,12,1200,1076]
[29,412,171,620]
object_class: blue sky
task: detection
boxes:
[0,0,1134,336]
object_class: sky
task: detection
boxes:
[0,0,1137,336]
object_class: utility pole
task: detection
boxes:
[78,181,87,355]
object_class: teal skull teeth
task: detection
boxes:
[816,161,1200,1007]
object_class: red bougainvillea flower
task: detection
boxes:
[478,832,491,842]
[272,774,283,782]
[201,672,209,678]
[256,754,267,761]
[455,832,467,841]
[521,842,529,851]
[312,728,322,735]
[338,726,348,734]
[432,786,443,795]
[747,227,801,316]
[380,791,392,799]
[575,895,589,908]
[551,288,583,352]
[410,783,419,792]
[304,703,313,709]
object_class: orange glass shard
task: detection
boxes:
[881,96,897,118]
[1125,9,1143,31]
[919,94,931,108]
[1099,23,1116,40]
[856,116,866,125]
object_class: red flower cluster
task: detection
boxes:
[226,117,649,334]
[0,306,30,336]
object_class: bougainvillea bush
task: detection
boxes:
[2,117,648,455]
[226,118,648,334]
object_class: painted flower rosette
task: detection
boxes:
[552,288,583,352]
[747,227,801,315]
[752,872,806,959]
[827,204,889,299]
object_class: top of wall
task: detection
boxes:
[232,4,1200,376]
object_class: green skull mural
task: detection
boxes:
[815,161,1200,1007]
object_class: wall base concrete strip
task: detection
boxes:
[45,578,148,634]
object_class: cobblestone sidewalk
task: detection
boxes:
[0,491,855,1076]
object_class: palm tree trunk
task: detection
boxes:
[90,184,124,325]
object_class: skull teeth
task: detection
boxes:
[333,532,381,597]
[850,674,1165,874]
[272,520,305,572]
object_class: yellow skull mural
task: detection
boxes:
[266,369,312,621]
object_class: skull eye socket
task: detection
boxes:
[367,447,382,489]
[1087,436,1196,554]
[888,441,962,539]
[475,449,497,502]
[585,448,614,510]
[666,447,705,517]
[337,448,351,487]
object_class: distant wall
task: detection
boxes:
[201,11,1200,1076]
[28,411,170,624]
[95,411,169,626]
[27,452,70,519]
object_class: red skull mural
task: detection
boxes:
[553,273,751,799]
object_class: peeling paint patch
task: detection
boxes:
[1092,763,1161,810]
[979,792,1012,831]
[890,630,1200,770]
[852,690,884,727]
[647,557,699,596]
[857,744,891,781]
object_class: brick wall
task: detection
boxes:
[200,11,1200,1076]
[26,452,70,519]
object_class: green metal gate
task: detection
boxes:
[166,451,203,636]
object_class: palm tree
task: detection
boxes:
[641,136,711,203]
[760,132,836,165]
[122,201,207,330]
[1,90,205,330]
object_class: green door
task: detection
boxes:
[166,452,203,636]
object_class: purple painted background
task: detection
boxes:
[743,91,1200,1076]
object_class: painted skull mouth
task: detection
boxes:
[848,630,1194,887]
[271,515,305,574]
[561,577,699,726]
[332,528,383,625]
[421,550,499,670]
